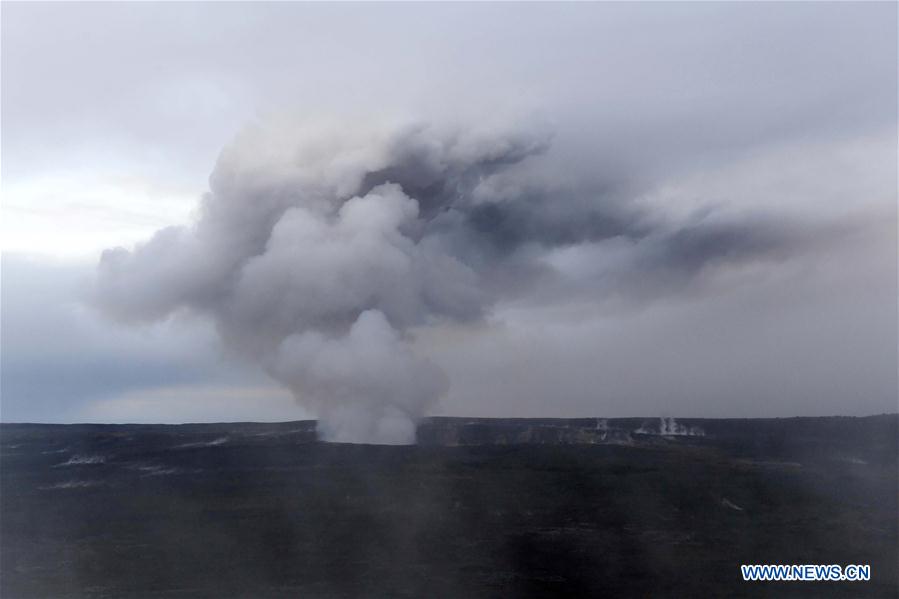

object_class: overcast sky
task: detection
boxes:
[2,2,896,424]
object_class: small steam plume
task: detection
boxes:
[95,117,802,444]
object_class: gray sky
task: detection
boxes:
[2,2,896,423]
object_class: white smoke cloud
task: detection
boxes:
[95,118,545,443]
[269,310,447,444]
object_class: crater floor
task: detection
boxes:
[2,415,896,598]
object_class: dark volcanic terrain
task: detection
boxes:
[2,416,897,598]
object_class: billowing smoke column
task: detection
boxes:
[95,117,798,444]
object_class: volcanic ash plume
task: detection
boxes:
[94,119,547,443]
[95,117,801,443]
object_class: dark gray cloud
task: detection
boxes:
[422,226,898,420]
